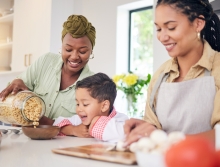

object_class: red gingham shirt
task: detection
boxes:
[90,108,117,140]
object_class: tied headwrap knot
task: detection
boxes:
[62,15,96,49]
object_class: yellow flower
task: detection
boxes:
[112,74,125,84]
[123,74,138,86]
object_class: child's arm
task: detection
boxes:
[53,115,92,138]
[89,113,129,143]
[61,124,92,138]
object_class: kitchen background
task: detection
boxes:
[0,0,219,114]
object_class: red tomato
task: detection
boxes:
[216,150,220,167]
[165,137,218,167]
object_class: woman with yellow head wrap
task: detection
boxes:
[62,15,96,49]
[0,15,96,138]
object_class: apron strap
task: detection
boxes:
[149,73,169,113]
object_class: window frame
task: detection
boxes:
[215,9,220,17]
[128,6,153,72]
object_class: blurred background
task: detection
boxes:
[0,0,219,118]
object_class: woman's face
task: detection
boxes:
[61,33,92,74]
[155,5,198,58]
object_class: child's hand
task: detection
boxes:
[89,116,101,134]
[61,124,92,138]
[74,124,92,138]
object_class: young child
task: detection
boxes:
[53,73,128,143]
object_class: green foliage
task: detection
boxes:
[130,8,154,75]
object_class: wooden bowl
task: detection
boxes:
[22,125,60,140]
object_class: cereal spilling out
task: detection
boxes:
[0,91,45,126]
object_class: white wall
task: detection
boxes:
[73,0,170,76]
[73,0,147,77]
[152,0,169,72]
[72,0,171,114]
[50,0,75,53]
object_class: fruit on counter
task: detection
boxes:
[216,150,220,167]
[116,140,127,152]
[128,129,185,153]
[137,137,156,152]
[165,137,218,167]
[129,142,139,152]
[114,130,186,153]
[150,129,168,145]
[167,131,186,144]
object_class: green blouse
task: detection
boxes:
[18,52,94,119]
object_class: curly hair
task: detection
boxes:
[157,0,220,52]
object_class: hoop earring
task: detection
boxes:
[90,53,94,59]
[197,32,201,41]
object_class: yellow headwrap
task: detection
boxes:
[62,15,96,49]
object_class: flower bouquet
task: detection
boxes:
[113,73,151,117]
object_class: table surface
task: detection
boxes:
[0,125,138,167]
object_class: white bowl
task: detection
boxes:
[135,151,166,167]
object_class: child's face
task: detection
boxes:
[75,88,106,125]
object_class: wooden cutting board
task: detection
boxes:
[52,144,136,165]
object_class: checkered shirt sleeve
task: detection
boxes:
[90,108,117,140]
[56,119,72,136]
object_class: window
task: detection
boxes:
[128,7,153,75]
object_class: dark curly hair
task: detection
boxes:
[75,73,117,110]
[157,0,220,52]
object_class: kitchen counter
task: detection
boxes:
[0,125,138,167]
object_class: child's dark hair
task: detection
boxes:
[157,0,220,52]
[75,73,117,110]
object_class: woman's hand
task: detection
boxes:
[123,118,157,147]
[0,79,29,101]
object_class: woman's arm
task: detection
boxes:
[0,79,29,100]
[0,53,48,100]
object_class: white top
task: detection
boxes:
[0,125,137,167]
[53,108,129,143]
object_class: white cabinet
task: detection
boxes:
[0,0,14,72]
[11,0,51,71]
[0,0,74,72]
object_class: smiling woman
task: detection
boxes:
[0,15,96,138]
[123,0,220,146]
